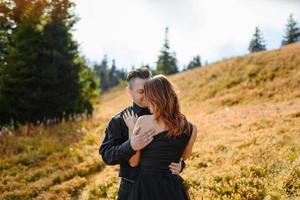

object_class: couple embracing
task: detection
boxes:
[99,68,197,200]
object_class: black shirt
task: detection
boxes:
[99,103,151,180]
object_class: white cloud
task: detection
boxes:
[73,0,300,70]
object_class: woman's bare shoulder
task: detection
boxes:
[138,115,153,121]
[136,115,154,127]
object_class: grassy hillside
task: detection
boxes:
[0,44,299,199]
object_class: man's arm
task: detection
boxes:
[169,158,186,174]
[99,117,136,165]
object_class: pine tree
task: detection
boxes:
[282,14,300,46]
[156,27,178,75]
[0,0,97,126]
[94,55,129,92]
[77,57,100,116]
[94,55,109,92]
[248,27,266,53]
[117,68,127,80]
[22,0,85,122]
[1,24,44,124]
[109,59,120,87]
[187,55,202,70]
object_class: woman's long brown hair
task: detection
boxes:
[144,75,190,137]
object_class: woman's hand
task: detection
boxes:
[122,109,138,138]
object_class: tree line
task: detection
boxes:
[155,14,300,75]
[248,14,300,52]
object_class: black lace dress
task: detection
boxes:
[128,127,192,200]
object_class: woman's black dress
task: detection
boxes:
[128,127,192,200]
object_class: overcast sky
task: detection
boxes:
[72,0,300,70]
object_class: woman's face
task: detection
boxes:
[146,100,155,115]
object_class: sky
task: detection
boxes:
[72,0,300,71]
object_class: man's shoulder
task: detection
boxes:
[106,106,132,130]
[111,106,132,121]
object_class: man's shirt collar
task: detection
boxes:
[132,102,150,115]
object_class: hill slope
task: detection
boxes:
[1,44,299,200]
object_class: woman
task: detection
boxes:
[122,75,197,200]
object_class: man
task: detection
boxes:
[99,68,185,200]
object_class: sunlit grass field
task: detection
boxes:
[1,44,299,199]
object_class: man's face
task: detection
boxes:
[128,78,148,107]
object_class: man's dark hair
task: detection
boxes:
[127,68,152,89]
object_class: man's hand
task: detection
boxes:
[130,127,155,151]
[169,158,183,174]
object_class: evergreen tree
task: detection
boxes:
[156,27,178,75]
[94,56,126,92]
[109,59,119,87]
[248,27,266,53]
[94,55,109,91]
[0,0,48,125]
[187,55,202,70]
[0,23,42,124]
[0,0,98,126]
[117,68,127,81]
[77,57,100,116]
[39,0,83,120]
[110,59,116,78]
[282,14,300,46]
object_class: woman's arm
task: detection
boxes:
[129,150,141,167]
[128,118,144,167]
[181,124,197,160]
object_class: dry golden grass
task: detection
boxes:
[0,116,106,200]
[1,44,300,199]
